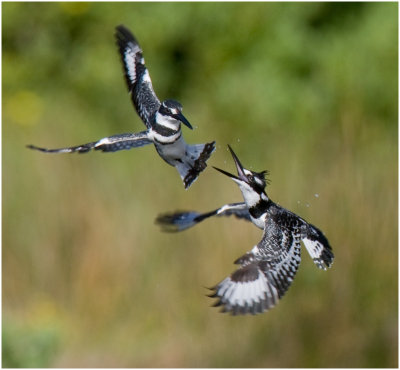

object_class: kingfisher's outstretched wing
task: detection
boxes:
[27,131,152,154]
[155,202,251,232]
[301,222,334,270]
[115,25,161,129]
[209,211,302,315]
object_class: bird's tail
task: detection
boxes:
[175,141,216,189]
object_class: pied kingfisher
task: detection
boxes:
[27,25,215,189]
[156,145,334,315]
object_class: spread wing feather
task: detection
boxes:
[27,131,152,154]
[209,210,302,315]
[115,25,160,128]
[155,203,251,232]
[301,222,334,270]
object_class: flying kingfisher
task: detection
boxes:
[156,145,334,315]
[27,25,215,189]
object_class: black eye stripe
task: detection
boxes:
[159,105,171,115]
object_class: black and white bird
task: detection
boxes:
[27,25,215,189]
[156,145,334,315]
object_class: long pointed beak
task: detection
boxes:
[227,145,247,181]
[212,166,238,180]
[175,112,193,130]
[213,145,248,183]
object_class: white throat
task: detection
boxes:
[236,181,262,208]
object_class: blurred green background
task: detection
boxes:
[3,2,398,368]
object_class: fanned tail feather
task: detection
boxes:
[176,141,216,189]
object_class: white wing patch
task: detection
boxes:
[95,137,113,147]
[142,69,152,83]
[303,238,330,270]
[124,48,141,84]
[211,265,279,315]
[115,25,161,128]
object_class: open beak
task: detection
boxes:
[213,145,248,182]
[212,166,237,180]
[175,112,193,130]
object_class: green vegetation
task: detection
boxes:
[3,2,397,367]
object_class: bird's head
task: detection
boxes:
[213,145,270,206]
[159,99,193,129]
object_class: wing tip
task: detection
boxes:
[208,266,281,316]
[115,24,138,43]
[115,24,142,61]
[155,211,199,233]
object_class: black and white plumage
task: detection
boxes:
[156,145,334,315]
[27,25,215,189]
[156,202,251,232]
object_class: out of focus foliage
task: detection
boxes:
[3,2,397,367]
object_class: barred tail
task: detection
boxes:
[176,141,216,189]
